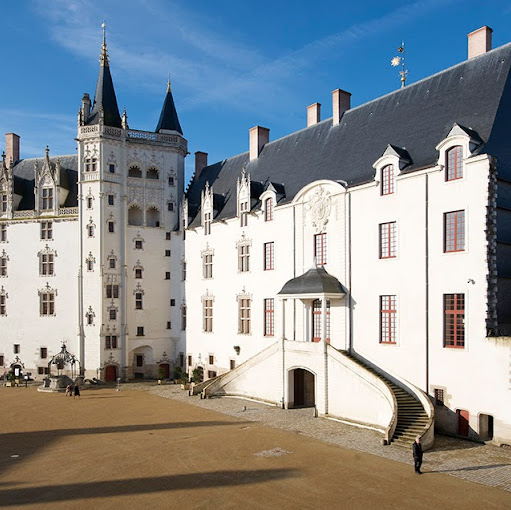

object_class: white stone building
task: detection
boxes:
[1,26,511,447]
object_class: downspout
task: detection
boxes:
[77,141,85,374]
[347,189,353,353]
[425,173,430,393]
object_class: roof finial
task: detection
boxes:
[167,73,171,93]
[391,41,408,88]
[100,21,109,66]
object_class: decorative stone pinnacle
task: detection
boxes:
[100,21,109,66]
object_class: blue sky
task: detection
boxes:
[1,0,511,182]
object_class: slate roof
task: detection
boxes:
[278,267,346,296]
[10,155,78,210]
[155,83,183,134]
[187,42,511,226]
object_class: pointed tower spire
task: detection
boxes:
[86,22,122,128]
[155,77,183,134]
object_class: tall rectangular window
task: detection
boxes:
[109,309,117,320]
[41,188,53,210]
[40,253,54,276]
[444,294,465,348]
[380,295,397,344]
[203,254,213,279]
[314,233,327,266]
[264,298,274,337]
[238,244,250,272]
[106,284,119,299]
[381,164,395,195]
[40,347,47,359]
[41,221,53,240]
[240,201,248,227]
[265,198,273,221]
[108,221,115,233]
[1,194,7,212]
[137,326,144,336]
[238,298,251,334]
[0,256,7,276]
[135,292,143,310]
[1,224,7,242]
[182,262,187,281]
[379,222,397,259]
[446,146,463,181]
[264,242,274,271]
[108,194,114,206]
[204,212,211,235]
[105,335,118,349]
[203,299,213,332]
[181,306,187,330]
[40,292,55,316]
[444,210,465,253]
[0,294,6,315]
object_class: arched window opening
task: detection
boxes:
[146,167,159,180]
[128,166,142,178]
[128,206,143,226]
[146,207,160,228]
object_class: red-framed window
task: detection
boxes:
[379,222,396,259]
[264,298,274,336]
[312,299,330,342]
[444,293,465,348]
[265,198,273,221]
[314,233,327,266]
[444,210,465,252]
[380,295,397,344]
[264,242,274,270]
[446,146,463,181]
[381,164,395,195]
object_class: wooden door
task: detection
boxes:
[105,365,117,383]
[294,369,305,407]
[160,363,170,379]
[457,409,469,436]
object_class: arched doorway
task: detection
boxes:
[159,363,170,379]
[290,368,315,408]
[105,365,117,383]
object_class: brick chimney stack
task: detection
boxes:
[332,89,351,126]
[307,103,321,127]
[5,133,20,166]
[468,26,493,59]
[249,126,270,161]
[194,151,208,180]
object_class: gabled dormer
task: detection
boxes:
[436,123,483,181]
[34,147,61,216]
[237,169,251,227]
[373,144,412,196]
[259,182,285,222]
[201,182,213,235]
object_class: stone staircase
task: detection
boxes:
[343,352,429,447]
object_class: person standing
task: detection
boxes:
[412,437,423,474]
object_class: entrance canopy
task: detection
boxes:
[277,266,346,300]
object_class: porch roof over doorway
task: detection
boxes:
[277,266,346,299]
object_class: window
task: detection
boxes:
[168,202,174,212]
[106,285,119,299]
[137,326,144,336]
[109,258,116,269]
[136,355,143,367]
[135,240,143,250]
[170,299,175,306]
[109,308,117,320]
[14,344,20,353]
[41,221,53,240]
[204,211,211,235]
[203,254,213,279]
[0,256,7,276]
[203,299,213,332]
[187,355,192,366]
[41,188,53,210]
[166,232,171,240]
[135,292,143,310]
[165,272,170,280]
[87,312,94,325]
[109,164,115,174]
[105,335,117,349]
[168,176,175,186]
[40,253,54,276]
[230,360,236,370]
[444,210,465,253]
[135,268,142,279]
[91,158,97,172]
[240,201,248,227]
[379,222,397,259]
[265,198,273,221]
[238,298,251,334]
[444,294,465,348]
[38,366,49,375]
[181,306,187,330]
[264,298,274,337]
[87,258,94,271]
[88,224,94,237]
[128,166,142,178]
[108,221,115,233]
[238,244,250,272]
[40,291,55,316]
[381,164,395,196]
[208,355,214,365]
[108,194,114,206]
[165,249,171,257]
[314,233,327,266]
[208,370,217,379]
[1,194,7,212]
[380,295,397,344]
[0,294,6,315]
[434,388,445,406]
[146,167,159,180]
[312,299,330,342]
[87,197,93,209]
[182,262,186,281]
[1,224,7,242]
[264,242,274,271]
[85,158,91,172]
[166,321,171,329]
[446,146,463,181]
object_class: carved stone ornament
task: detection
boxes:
[306,186,332,233]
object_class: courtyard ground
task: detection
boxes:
[0,385,510,509]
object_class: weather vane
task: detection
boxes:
[391,42,408,88]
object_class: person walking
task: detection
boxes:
[412,437,423,474]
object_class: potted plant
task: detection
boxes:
[157,366,167,385]
[180,371,190,390]
[173,366,183,384]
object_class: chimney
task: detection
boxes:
[249,126,270,161]
[332,89,351,126]
[194,151,208,179]
[307,103,321,127]
[5,133,20,165]
[81,93,91,123]
[468,26,492,59]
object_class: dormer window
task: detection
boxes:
[446,146,463,181]
[265,198,273,221]
[204,212,211,235]
[1,194,7,212]
[41,188,53,210]
[240,201,248,227]
[381,165,395,196]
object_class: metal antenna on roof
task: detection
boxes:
[391,42,408,88]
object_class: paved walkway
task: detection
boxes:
[126,382,511,493]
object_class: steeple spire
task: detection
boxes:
[155,77,183,134]
[86,22,122,128]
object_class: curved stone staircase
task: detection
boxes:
[343,352,430,447]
